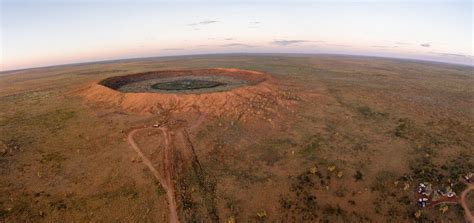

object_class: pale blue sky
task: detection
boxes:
[1,0,472,70]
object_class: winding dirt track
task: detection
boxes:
[461,183,474,223]
[127,127,180,223]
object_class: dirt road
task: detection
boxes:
[127,127,180,223]
[461,183,474,223]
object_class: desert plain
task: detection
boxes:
[0,54,473,222]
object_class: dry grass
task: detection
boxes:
[0,54,472,222]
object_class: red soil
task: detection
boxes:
[77,68,295,222]
[127,127,180,223]
[77,68,279,116]
[461,184,474,223]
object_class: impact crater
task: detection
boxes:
[79,68,281,116]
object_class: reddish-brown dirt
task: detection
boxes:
[127,127,180,223]
[461,183,474,223]
[77,68,280,117]
[77,68,295,222]
[87,68,300,223]
[2,56,472,222]
[126,120,223,223]
[415,182,474,222]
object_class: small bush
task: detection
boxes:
[353,171,363,181]
[357,106,388,118]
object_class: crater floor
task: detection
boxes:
[117,75,246,94]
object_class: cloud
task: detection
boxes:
[248,21,260,29]
[395,42,410,45]
[188,20,218,26]
[372,45,389,48]
[220,43,255,48]
[271,40,310,46]
[420,43,431,47]
[200,20,218,25]
[436,53,470,58]
[330,44,349,47]
[162,48,184,51]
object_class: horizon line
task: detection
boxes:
[1,52,473,74]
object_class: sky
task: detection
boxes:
[1,0,473,71]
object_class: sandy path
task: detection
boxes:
[127,127,180,223]
[461,183,474,223]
